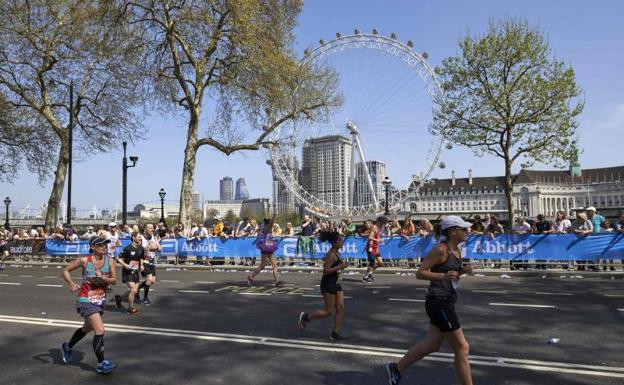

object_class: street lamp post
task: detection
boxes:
[122,142,138,225]
[4,197,11,230]
[158,188,166,224]
[382,176,392,215]
[66,81,74,227]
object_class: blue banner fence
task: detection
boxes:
[42,234,624,262]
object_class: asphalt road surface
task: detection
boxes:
[0,265,622,385]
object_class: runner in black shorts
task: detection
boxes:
[385,215,474,385]
[138,223,160,305]
[114,232,144,315]
[298,229,350,341]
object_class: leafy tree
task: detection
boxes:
[0,94,54,182]
[224,209,238,224]
[0,0,146,229]
[432,18,583,225]
[125,0,341,227]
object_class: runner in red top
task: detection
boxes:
[362,216,387,282]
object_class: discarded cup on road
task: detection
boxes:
[500,274,511,279]
[40,312,47,317]
[548,338,560,344]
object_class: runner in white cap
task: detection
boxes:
[385,215,474,385]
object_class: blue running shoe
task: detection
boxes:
[61,342,72,364]
[96,360,116,374]
[142,298,152,306]
[385,362,401,385]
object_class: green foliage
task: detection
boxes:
[432,17,584,223]
[274,210,301,227]
[224,209,238,224]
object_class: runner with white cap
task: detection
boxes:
[385,215,474,385]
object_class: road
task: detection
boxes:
[0,265,622,384]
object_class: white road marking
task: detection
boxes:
[302,294,323,298]
[178,290,210,294]
[36,284,63,288]
[473,290,507,294]
[161,280,180,283]
[368,286,391,289]
[489,303,556,309]
[43,276,57,279]
[388,298,425,303]
[0,282,21,285]
[604,294,624,298]
[239,292,271,296]
[19,275,33,278]
[617,309,624,312]
[535,292,573,296]
[1,315,623,378]
[194,281,216,284]
[0,274,8,277]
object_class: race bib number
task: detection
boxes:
[88,289,106,305]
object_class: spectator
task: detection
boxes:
[50,225,65,240]
[14,228,29,240]
[272,223,283,236]
[388,218,401,236]
[212,218,226,237]
[65,228,79,242]
[471,215,485,234]
[614,211,624,233]
[120,224,132,238]
[223,221,234,237]
[36,227,46,239]
[284,222,295,236]
[532,215,552,269]
[570,213,594,271]
[512,217,532,234]
[553,211,572,233]
[483,212,492,228]
[235,217,251,237]
[81,226,97,240]
[28,226,38,238]
[340,217,357,237]
[586,207,605,234]
[248,219,259,236]
[400,216,416,240]
[418,219,433,237]
[485,215,504,239]
[359,219,373,236]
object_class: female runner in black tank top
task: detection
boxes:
[298,229,350,341]
[385,215,475,385]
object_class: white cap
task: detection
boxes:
[586,206,596,212]
[440,215,472,230]
[108,222,117,228]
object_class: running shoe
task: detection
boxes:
[246,276,254,287]
[274,281,282,287]
[142,298,152,306]
[95,360,116,374]
[385,362,402,385]
[368,274,375,281]
[127,307,140,315]
[329,332,349,341]
[114,295,122,310]
[298,312,309,332]
[362,275,373,283]
[60,342,72,364]
[361,275,369,283]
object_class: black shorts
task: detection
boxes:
[320,283,342,295]
[0,244,8,254]
[122,269,140,284]
[367,251,381,267]
[425,298,460,333]
[76,302,104,318]
[142,264,156,277]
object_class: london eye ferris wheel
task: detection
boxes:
[269,29,450,218]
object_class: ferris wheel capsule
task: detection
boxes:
[445,143,453,150]
[439,162,446,169]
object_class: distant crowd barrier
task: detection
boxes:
[41,234,624,261]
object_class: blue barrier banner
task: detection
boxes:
[45,234,624,261]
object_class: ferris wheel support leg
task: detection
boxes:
[353,133,380,208]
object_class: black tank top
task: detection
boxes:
[426,242,462,303]
[321,251,342,287]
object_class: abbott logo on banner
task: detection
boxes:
[180,241,219,253]
[315,241,359,254]
[470,239,534,255]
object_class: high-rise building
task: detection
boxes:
[301,135,352,210]
[355,160,386,206]
[192,191,201,211]
[235,178,250,200]
[219,177,234,201]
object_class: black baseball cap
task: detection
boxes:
[89,237,111,247]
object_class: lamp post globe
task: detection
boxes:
[3,197,11,230]
[158,188,166,224]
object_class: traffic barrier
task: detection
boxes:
[41,233,624,261]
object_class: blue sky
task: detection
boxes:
[3,0,624,217]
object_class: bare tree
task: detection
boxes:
[0,1,147,228]
[125,0,341,226]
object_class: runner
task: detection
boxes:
[247,218,281,287]
[362,216,387,282]
[385,215,474,385]
[60,236,118,374]
[114,231,144,315]
[298,229,349,341]
[138,223,160,305]
[0,227,10,270]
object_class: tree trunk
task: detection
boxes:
[504,159,514,230]
[178,111,200,228]
[45,138,69,230]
